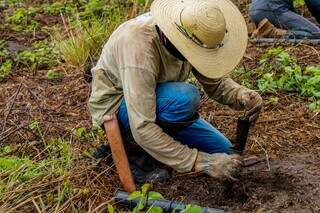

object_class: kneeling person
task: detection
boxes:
[89,0,262,182]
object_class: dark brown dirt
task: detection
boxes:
[155,153,320,212]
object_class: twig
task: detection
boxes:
[32,198,42,213]
[253,139,271,171]
[90,198,114,213]
[6,195,42,213]
[1,82,23,133]
[257,115,300,123]
[0,124,27,142]
[23,83,44,115]
[306,123,320,129]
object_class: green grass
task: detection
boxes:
[54,0,125,69]
[0,138,74,210]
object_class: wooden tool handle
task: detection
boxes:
[104,117,136,193]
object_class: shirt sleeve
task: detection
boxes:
[192,68,246,110]
[88,69,123,126]
[116,33,198,172]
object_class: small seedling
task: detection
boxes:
[46,70,62,80]
[0,60,12,81]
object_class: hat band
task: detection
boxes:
[175,22,225,49]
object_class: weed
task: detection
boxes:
[294,0,305,7]
[308,100,320,111]
[46,70,63,80]
[79,0,107,18]
[54,0,124,69]
[0,48,9,58]
[0,138,75,210]
[42,2,75,15]
[17,40,57,71]
[73,126,105,142]
[0,146,14,156]
[5,7,39,32]
[236,47,320,111]
[0,60,13,81]
[107,204,115,213]
[265,96,279,106]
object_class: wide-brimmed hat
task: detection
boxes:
[151,0,248,79]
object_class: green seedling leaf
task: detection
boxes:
[46,70,62,80]
[73,127,86,138]
[308,100,320,111]
[266,96,279,105]
[128,191,142,200]
[107,204,115,213]
[141,183,150,194]
[148,206,163,213]
[148,191,164,200]
[188,205,202,213]
[29,121,39,130]
[0,60,12,81]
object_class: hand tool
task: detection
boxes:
[104,116,136,192]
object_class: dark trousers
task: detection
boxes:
[305,0,320,23]
[249,0,320,39]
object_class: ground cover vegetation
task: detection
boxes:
[0,0,320,212]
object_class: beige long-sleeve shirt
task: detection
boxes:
[88,12,246,173]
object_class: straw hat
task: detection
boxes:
[151,0,248,79]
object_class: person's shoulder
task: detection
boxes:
[117,12,157,44]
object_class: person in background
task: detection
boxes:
[249,0,320,39]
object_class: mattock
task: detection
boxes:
[104,116,136,192]
[224,116,251,194]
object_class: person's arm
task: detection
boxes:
[192,69,262,122]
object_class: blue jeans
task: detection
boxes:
[117,82,232,154]
[249,0,320,39]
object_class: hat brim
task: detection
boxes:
[151,0,248,79]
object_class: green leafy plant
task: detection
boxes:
[128,183,164,213]
[46,70,63,80]
[0,139,74,204]
[308,100,320,111]
[5,7,39,32]
[73,126,106,142]
[17,40,56,71]
[0,60,12,81]
[236,47,320,111]
[42,2,75,15]
[294,0,305,7]
[107,204,115,213]
[180,204,202,213]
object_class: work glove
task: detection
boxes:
[237,88,263,123]
[194,152,243,182]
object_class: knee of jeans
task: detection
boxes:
[178,84,200,113]
[208,140,232,154]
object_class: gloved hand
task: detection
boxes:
[194,152,243,182]
[237,88,263,123]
